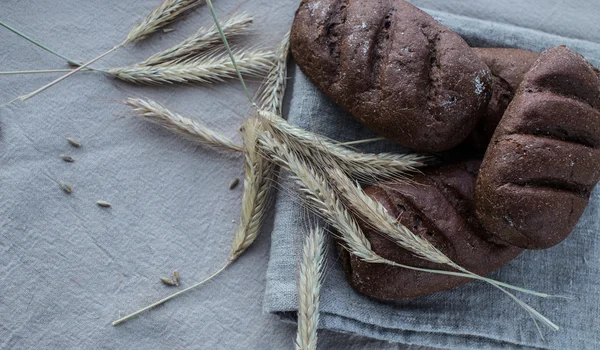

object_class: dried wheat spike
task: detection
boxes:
[126,0,203,44]
[143,12,253,65]
[230,116,275,261]
[258,110,428,183]
[295,225,326,350]
[125,97,242,152]
[257,31,290,114]
[109,48,275,84]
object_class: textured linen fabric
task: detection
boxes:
[264,6,600,350]
[1,0,599,349]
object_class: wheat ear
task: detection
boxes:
[230,116,275,261]
[258,110,428,182]
[257,31,290,114]
[126,0,204,44]
[142,12,253,65]
[257,131,558,331]
[124,97,242,152]
[296,225,326,350]
[109,48,274,84]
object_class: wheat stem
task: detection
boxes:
[295,225,326,350]
[205,0,254,104]
[0,20,81,66]
[0,69,97,75]
[142,12,253,66]
[17,41,125,101]
[338,137,386,146]
[109,49,274,85]
[125,0,204,44]
[112,262,230,326]
[124,97,242,152]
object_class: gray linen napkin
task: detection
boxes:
[264,8,600,350]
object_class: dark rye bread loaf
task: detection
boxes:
[290,0,492,152]
[476,46,600,249]
[466,48,540,149]
[340,160,523,300]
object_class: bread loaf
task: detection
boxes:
[290,0,492,152]
[466,48,540,149]
[340,160,523,300]
[475,46,600,249]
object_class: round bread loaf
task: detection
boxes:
[340,160,523,300]
[466,48,540,149]
[290,0,492,152]
[475,46,600,249]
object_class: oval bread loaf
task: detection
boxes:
[290,0,493,152]
[475,46,600,249]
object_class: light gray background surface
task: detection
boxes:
[0,1,598,349]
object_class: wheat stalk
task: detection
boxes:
[126,0,204,44]
[142,12,253,66]
[295,225,326,350]
[257,131,559,331]
[108,48,274,84]
[112,263,229,326]
[230,116,275,261]
[258,110,428,182]
[124,97,242,152]
[15,43,124,102]
[0,20,82,66]
[0,69,95,75]
[257,31,290,114]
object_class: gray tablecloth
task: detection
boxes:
[1,1,599,349]
[264,5,600,350]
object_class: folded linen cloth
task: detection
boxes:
[264,8,600,350]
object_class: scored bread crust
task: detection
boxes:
[475,46,600,249]
[291,0,493,152]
